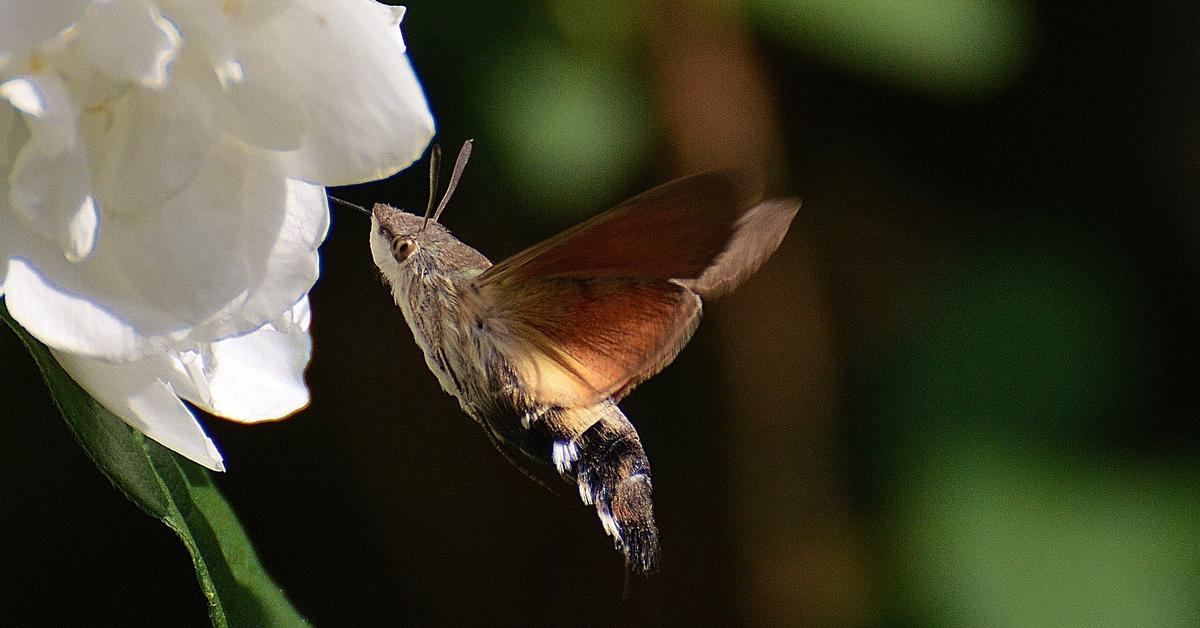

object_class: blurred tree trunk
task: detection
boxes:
[645,2,877,625]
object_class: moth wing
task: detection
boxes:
[475,171,798,406]
[477,172,752,286]
[482,277,701,407]
[679,197,801,298]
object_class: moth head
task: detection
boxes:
[371,139,475,269]
[369,206,450,272]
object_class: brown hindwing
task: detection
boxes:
[482,277,701,407]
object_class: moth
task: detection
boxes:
[365,142,799,573]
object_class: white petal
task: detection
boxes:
[173,302,313,422]
[4,257,144,357]
[7,110,90,235]
[197,178,327,338]
[1,74,76,147]
[0,211,185,359]
[0,83,28,296]
[3,139,292,359]
[3,75,100,261]
[0,1,87,65]
[75,0,182,89]
[0,97,25,174]
[0,78,49,119]
[151,1,303,151]
[91,139,286,334]
[62,195,100,262]
[84,57,218,216]
[237,0,435,184]
[212,45,307,151]
[273,295,312,334]
[51,349,226,471]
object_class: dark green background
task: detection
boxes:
[3,1,1199,625]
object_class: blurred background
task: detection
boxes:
[3,0,1200,625]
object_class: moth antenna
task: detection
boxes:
[421,144,443,233]
[327,194,371,217]
[431,139,473,223]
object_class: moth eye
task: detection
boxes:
[392,238,419,261]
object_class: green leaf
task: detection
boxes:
[1,300,308,627]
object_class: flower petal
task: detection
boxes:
[61,195,100,262]
[74,0,182,89]
[91,138,288,335]
[4,138,291,359]
[0,97,24,174]
[212,45,308,151]
[3,75,101,263]
[197,178,328,339]
[0,1,87,67]
[84,56,219,216]
[51,349,226,471]
[174,299,313,422]
[4,256,143,357]
[1,74,76,149]
[6,122,98,261]
[237,0,435,184]
[7,126,81,224]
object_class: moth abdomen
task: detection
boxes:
[477,398,661,573]
[570,408,661,574]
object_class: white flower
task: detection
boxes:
[0,0,434,470]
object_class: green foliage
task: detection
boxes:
[886,231,1139,440]
[868,228,1200,625]
[893,446,1200,627]
[747,0,1030,97]
[475,38,655,214]
[0,301,307,628]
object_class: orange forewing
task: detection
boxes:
[476,170,798,406]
